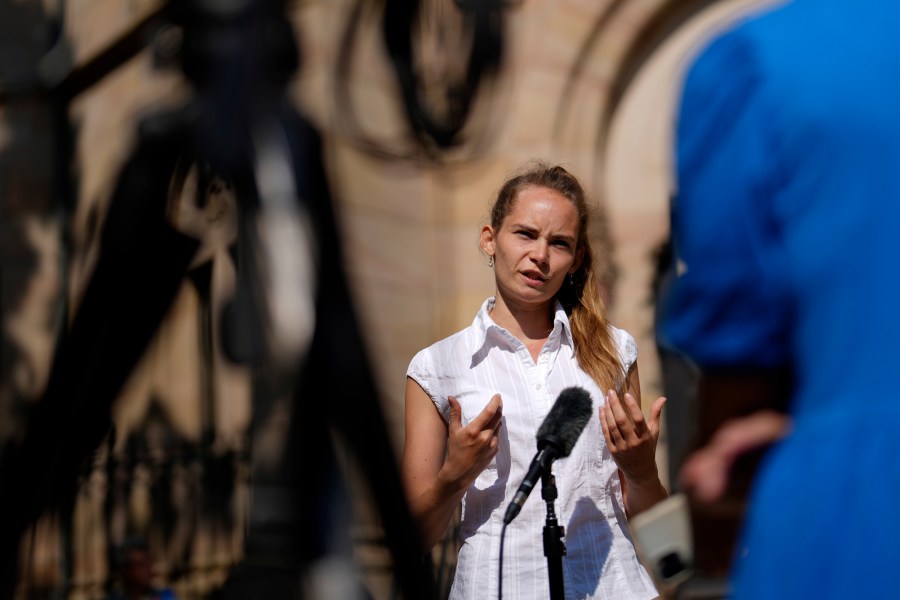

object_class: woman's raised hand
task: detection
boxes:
[600,390,665,485]
[440,394,503,491]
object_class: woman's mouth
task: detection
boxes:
[521,270,547,285]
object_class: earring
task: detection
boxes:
[568,273,574,286]
[487,255,494,267]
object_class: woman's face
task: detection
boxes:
[481,185,582,309]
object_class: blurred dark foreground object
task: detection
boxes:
[0,1,433,598]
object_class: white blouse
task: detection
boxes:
[407,298,658,600]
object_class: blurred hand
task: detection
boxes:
[680,410,790,503]
[601,390,666,485]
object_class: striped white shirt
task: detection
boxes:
[408,298,658,600]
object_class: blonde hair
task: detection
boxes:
[490,161,625,394]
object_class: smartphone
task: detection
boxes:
[629,493,694,589]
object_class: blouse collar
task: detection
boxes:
[470,297,573,358]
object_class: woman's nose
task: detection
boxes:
[530,240,549,264]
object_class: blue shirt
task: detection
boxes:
[663,1,900,597]
[664,0,900,421]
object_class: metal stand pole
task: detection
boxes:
[541,473,566,600]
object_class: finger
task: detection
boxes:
[680,447,729,503]
[478,427,499,448]
[621,393,646,429]
[599,403,615,450]
[470,394,503,432]
[711,411,789,460]
[607,390,634,434]
[488,404,504,438]
[603,399,624,446]
[483,394,504,431]
[447,396,462,432]
[648,396,667,439]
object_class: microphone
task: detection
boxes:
[503,387,592,524]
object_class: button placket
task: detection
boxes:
[535,352,552,401]
[535,344,562,492]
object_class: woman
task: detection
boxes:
[402,162,667,599]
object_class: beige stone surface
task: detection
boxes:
[295,0,687,445]
[64,0,164,67]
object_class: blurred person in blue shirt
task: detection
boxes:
[663,0,900,597]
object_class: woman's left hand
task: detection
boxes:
[600,390,666,485]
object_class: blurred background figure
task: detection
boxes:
[664,0,900,598]
[109,538,178,600]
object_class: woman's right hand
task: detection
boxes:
[440,394,503,491]
[402,381,503,549]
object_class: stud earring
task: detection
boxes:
[487,255,495,267]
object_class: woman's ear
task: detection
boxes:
[480,225,495,257]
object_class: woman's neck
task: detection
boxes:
[490,293,554,343]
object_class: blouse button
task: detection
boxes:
[535,383,541,390]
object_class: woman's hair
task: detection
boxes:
[490,161,626,394]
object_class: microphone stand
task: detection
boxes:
[541,472,566,600]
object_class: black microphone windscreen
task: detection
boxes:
[536,386,592,457]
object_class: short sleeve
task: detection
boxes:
[662,27,790,369]
[610,326,638,373]
[407,348,451,423]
